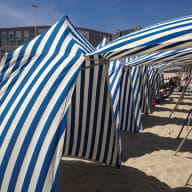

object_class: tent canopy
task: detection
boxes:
[87,15,192,61]
[123,48,192,68]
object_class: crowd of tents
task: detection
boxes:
[1,15,192,192]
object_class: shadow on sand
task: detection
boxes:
[142,114,187,128]
[121,131,192,160]
[59,159,191,192]
[149,106,190,114]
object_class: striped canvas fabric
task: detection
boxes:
[62,55,122,167]
[119,66,143,132]
[97,39,144,133]
[154,67,164,88]
[96,37,109,49]
[0,16,95,192]
[97,38,123,130]
[140,65,151,114]
[148,66,161,100]
[130,66,143,131]
[88,15,192,60]
[108,59,123,130]
[156,63,181,72]
[124,48,192,68]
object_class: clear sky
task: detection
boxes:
[0,0,192,33]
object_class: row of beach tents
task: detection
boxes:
[1,15,192,192]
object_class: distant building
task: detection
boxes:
[0,26,112,57]
[0,26,50,57]
[112,26,142,40]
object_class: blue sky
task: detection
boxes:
[0,0,192,33]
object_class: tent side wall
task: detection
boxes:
[149,67,159,100]
[63,57,121,167]
[119,66,143,132]
[140,65,151,114]
[0,16,97,192]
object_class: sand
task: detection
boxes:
[59,86,192,192]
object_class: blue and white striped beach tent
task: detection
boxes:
[0,16,121,192]
[88,15,192,60]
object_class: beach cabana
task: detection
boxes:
[1,14,192,192]
[0,16,121,192]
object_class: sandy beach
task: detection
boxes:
[59,85,192,192]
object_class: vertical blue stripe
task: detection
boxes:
[89,65,103,159]
[75,70,85,156]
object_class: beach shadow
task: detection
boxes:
[150,106,190,114]
[59,159,191,192]
[168,92,192,97]
[142,114,186,128]
[121,131,192,160]
[182,97,192,100]
[182,93,192,97]
[170,93,180,95]
[158,99,178,105]
[171,188,192,192]
[176,102,192,106]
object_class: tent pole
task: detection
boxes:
[176,108,192,139]
[185,173,192,186]
[175,114,192,155]
[169,68,192,118]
